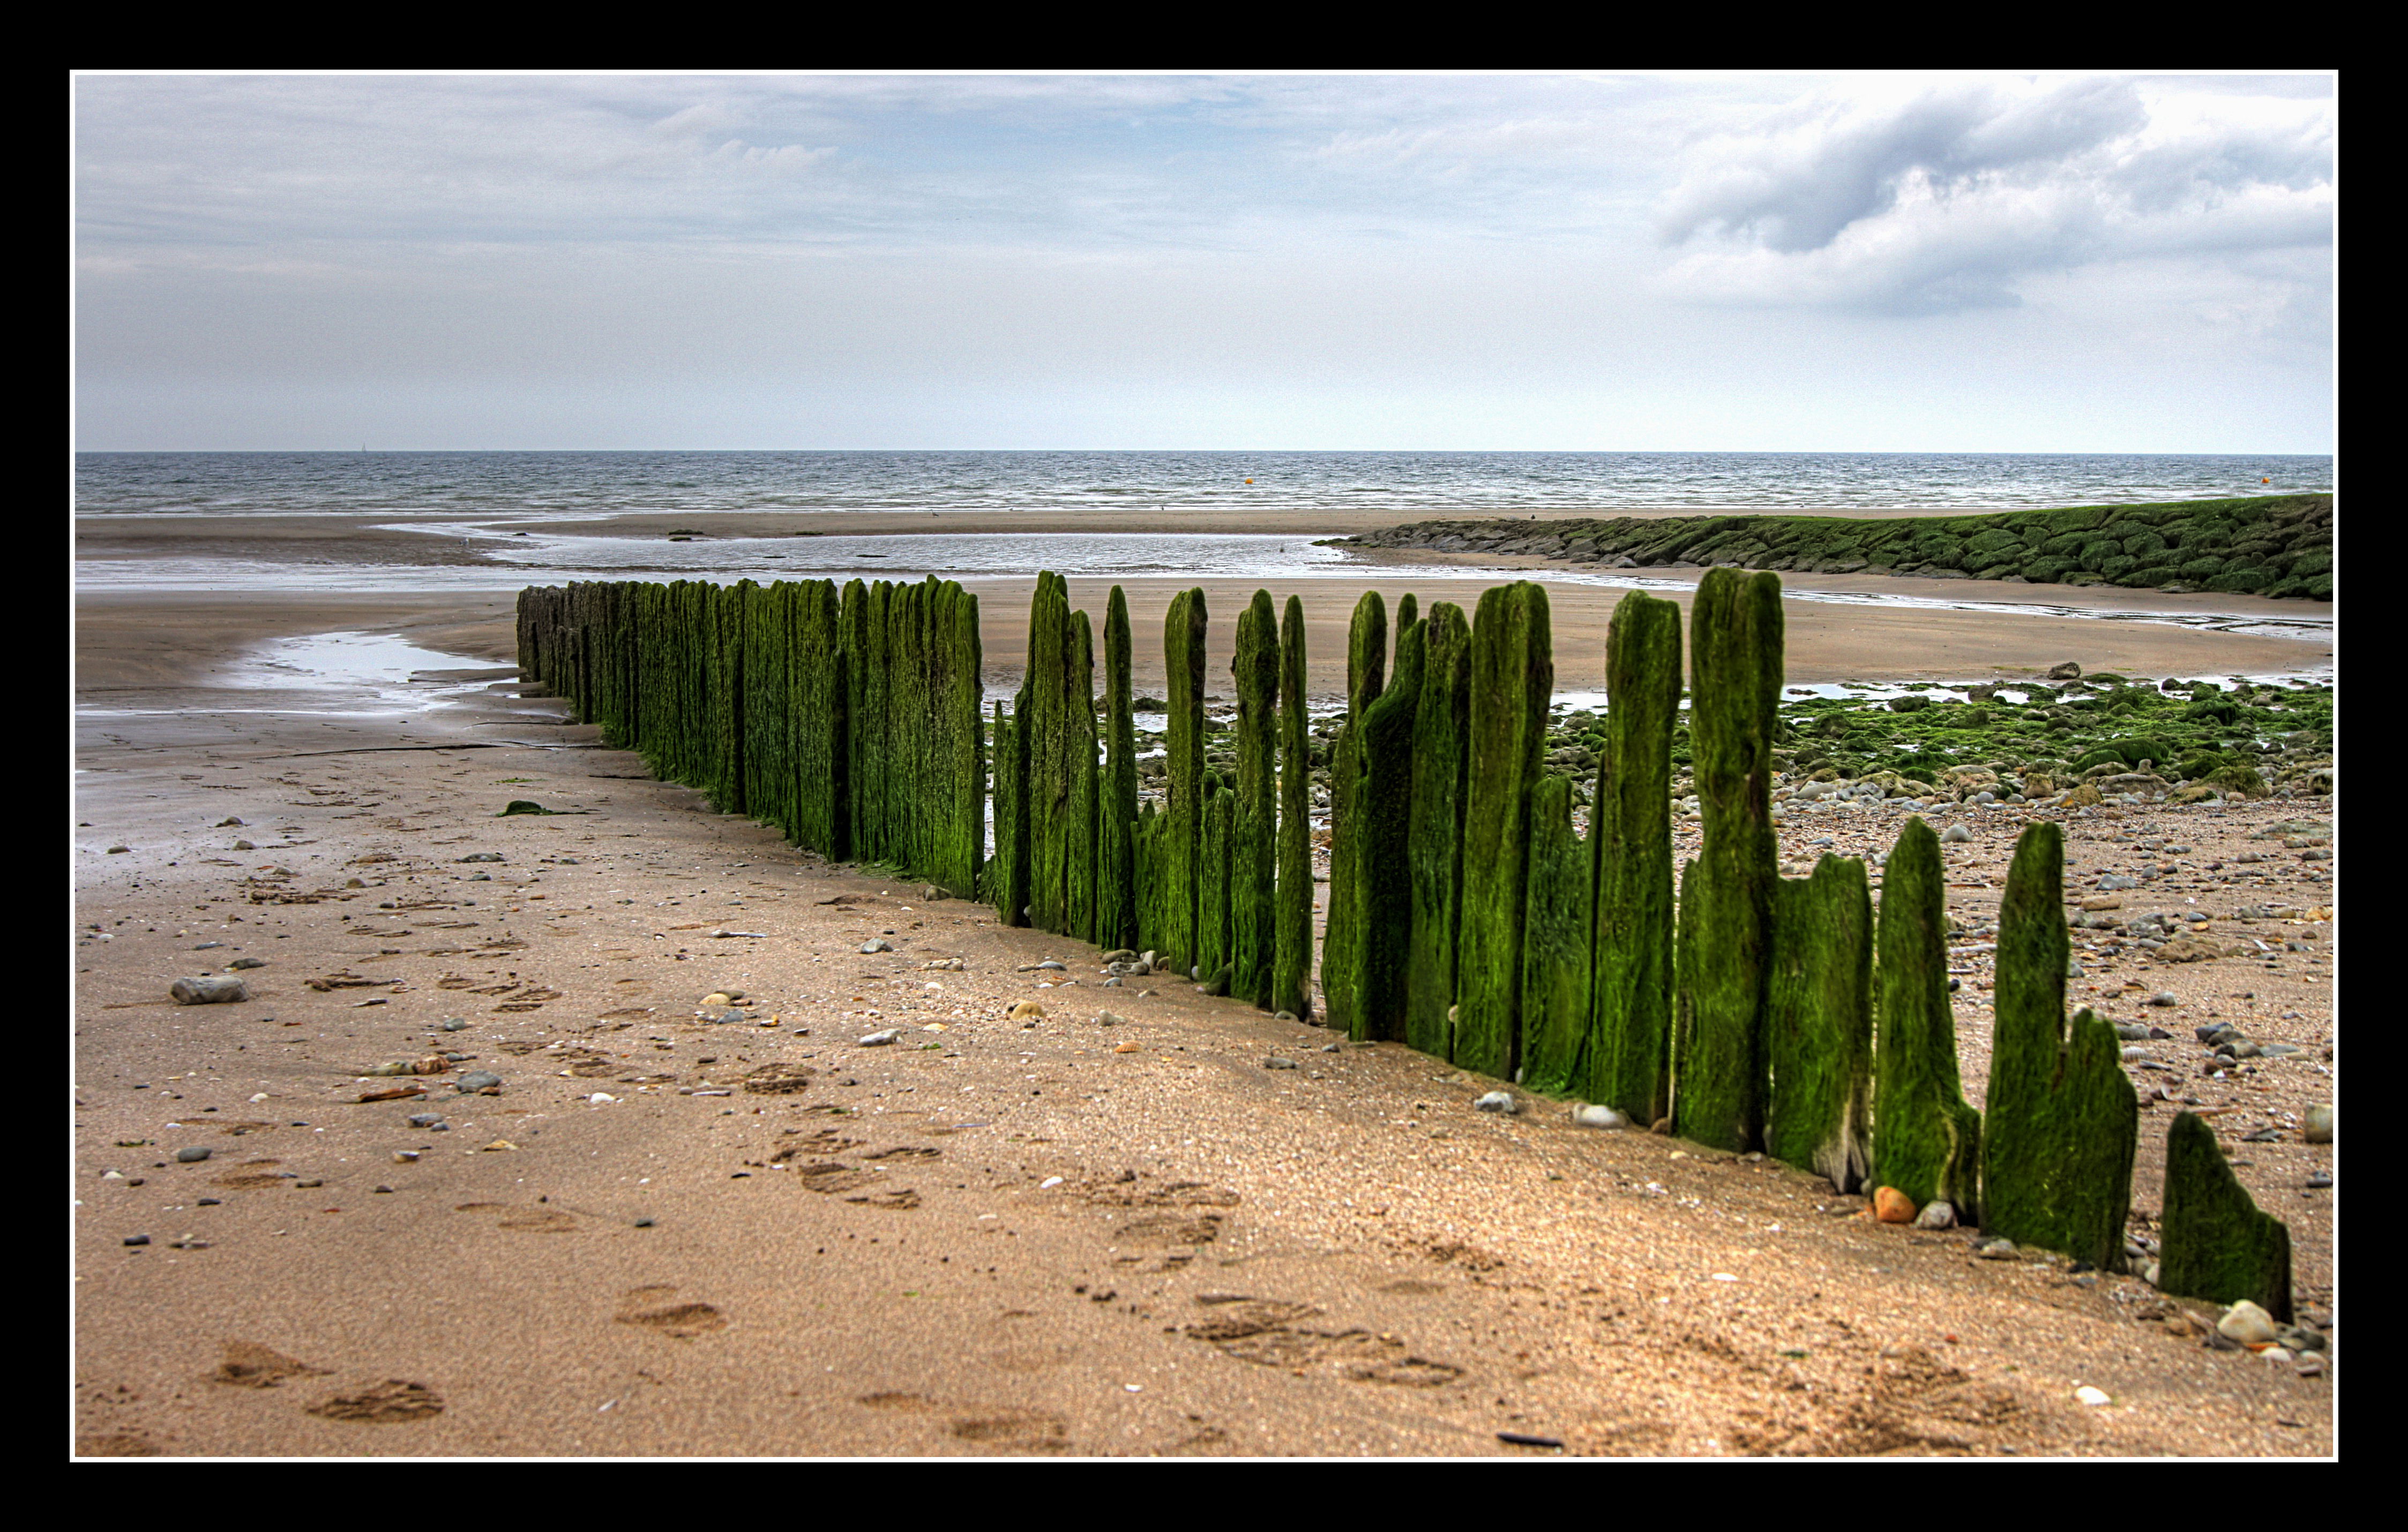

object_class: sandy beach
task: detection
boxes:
[72,506,2337,1458]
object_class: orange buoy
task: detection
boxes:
[1245,478,1254,484]
[2262,477,2271,484]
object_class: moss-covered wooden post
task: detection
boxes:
[1274,595,1313,1020]
[1164,588,1208,975]
[839,579,874,859]
[1586,590,1682,1123]
[1979,822,2136,1265]
[991,693,1029,926]
[1871,817,1983,1220]
[1098,587,1139,952]
[1455,582,1551,1079]
[1355,616,1424,1041]
[1405,601,1472,1060]
[1233,591,1281,1008]
[1763,855,1874,1191]
[1672,569,1782,1151]
[1200,780,1232,985]
[1068,607,1100,942]
[2159,1112,2293,1320]
[1518,773,1594,1093]
[1324,592,1387,1035]
[934,581,984,898]
[794,581,847,859]
[1022,573,1068,932]
[743,581,791,840]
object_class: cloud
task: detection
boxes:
[1654,77,2333,313]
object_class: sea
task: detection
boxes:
[72,452,2334,652]
[76,450,2329,521]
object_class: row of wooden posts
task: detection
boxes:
[515,571,2293,1317]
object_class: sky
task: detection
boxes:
[71,72,2337,453]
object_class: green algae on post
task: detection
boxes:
[1274,594,1313,1020]
[1097,587,1139,953]
[2159,1110,2294,1320]
[1455,581,1550,1080]
[1871,817,1983,1220]
[1516,772,1592,1094]
[1405,600,1472,1059]
[1354,615,1423,1041]
[1762,855,1873,1192]
[1980,822,2136,1268]
[1163,588,1209,975]
[1672,569,1782,1152]
[1586,590,1681,1123]
[1321,590,1387,1039]
[1232,591,1281,1009]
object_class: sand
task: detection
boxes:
[72,520,2337,1459]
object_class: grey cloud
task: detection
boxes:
[1655,78,2331,314]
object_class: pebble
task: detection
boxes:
[1572,1104,1627,1129]
[227,957,266,970]
[2147,992,2178,1008]
[2217,1300,2280,1347]
[457,852,504,863]
[1095,1011,1126,1027]
[439,1017,468,1031]
[124,1234,150,1246]
[1008,1001,1045,1022]
[1473,1092,1518,1115]
[174,1146,211,1163]
[1113,1041,1141,1054]
[1872,1186,1916,1223]
[2295,1352,2327,1378]
[858,1029,902,1047]
[1976,1238,2017,1260]
[407,1113,446,1129]
[454,1071,502,1093]
[2074,1385,2111,1407]
[1913,1200,1955,1229]
[1940,825,1973,844]
[2305,1105,2333,1144]
[702,992,734,1007]
[861,939,892,954]
[1265,1056,1298,1070]
[2305,1171,2332,1189]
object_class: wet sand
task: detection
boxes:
[72,519,2338,1458]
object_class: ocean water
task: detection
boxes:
[75,450,2331,520]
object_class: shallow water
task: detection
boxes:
[77,630,511,721]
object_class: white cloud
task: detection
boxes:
[1654,76,2333,313]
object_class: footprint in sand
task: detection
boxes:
[855,1391,1070,1453]
[306,1380,446,1423]
[453,1200,580,1233]
[1181,1294,1464,1387]
[77,1431,164,1456]
[212,1340,329,1389]
[615,1286,728,1339]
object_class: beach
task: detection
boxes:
[73,503,2337,1457]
